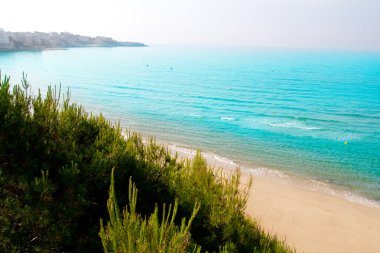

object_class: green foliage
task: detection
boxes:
[0,74,293,252]
[99,169,201,253]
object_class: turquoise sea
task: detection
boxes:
[1,46,380,206]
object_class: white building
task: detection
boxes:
[0,28,9,45]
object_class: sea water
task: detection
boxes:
[1,46,380,205]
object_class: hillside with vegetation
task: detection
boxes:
[0,30,147,51]
[0,74,293,252]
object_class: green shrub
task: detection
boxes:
[0,74,293,252]
[99,169,201,253]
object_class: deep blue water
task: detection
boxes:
[1,46,380,203]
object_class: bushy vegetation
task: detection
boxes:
[0,74,293,252]
[100,171,202,253]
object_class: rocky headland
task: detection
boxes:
[0,29,147,51]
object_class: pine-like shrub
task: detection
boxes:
[0,74,293,252]
[100,170,201,253]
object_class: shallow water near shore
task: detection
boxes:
[1,45,380,205]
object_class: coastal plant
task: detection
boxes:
[99,170,201,253]
[0,74,293,252]
[163,150,291,253]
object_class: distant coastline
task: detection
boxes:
[0,29,147,51]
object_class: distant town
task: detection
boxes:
[0,29,147,51]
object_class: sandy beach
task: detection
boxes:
[244,175,380,253]
[167,144,380,253]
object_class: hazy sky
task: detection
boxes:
[1,0,379,51]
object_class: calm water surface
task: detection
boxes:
[1,46,380,204]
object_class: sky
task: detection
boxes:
[1,0,380,51]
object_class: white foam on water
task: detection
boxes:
[304,178,380,208]
[211,153,237,167]
[268,121,320,130]
[168,143,291,181]
[337,191,380,208]
[242,117,366,141]
[241,166,290,180]
[171,144,380,209]
[169,144,197,157]
[189,113,202,118]
[122,131,380,209]
[242,117,320,131]
[220,117,235,121]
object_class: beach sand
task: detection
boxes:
[166,144,380,253]
[243,174,380,253]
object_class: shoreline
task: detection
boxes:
[0,45,147,53]
[164,142,380,209]
[116,121,380,210]
[126,134,380,253]
[244,174,380,253]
